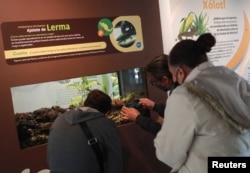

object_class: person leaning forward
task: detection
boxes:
[121,54,178,135]
[47,89,123,173]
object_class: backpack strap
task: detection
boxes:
[79,121,104,173]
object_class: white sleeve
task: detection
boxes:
[154,90,195,172]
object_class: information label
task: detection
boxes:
[1,16,144,64]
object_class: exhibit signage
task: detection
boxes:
[159,0,250,83]
[1,16,144,64]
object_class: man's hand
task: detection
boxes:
[120,106,140,121]
[139,98,155,109]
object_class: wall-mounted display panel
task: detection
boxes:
[159,0,250,84]
[1,16,143,64]
[0,0,166,172]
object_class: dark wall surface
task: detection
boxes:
[0,0,170,172]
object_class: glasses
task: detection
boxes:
[149,78,170,92]
[150,80,160,86]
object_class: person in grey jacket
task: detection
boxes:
[154,33,250,173]
[47,89,123,173]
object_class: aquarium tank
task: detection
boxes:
[11,67,148,149]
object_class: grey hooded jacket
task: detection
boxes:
[185,62,250,133]
[47,107,123,173]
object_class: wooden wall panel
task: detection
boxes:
[0,0,170,172]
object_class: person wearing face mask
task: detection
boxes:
[120,54,178,135]
[154,33,250,173]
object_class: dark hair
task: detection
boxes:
[169,33,216,68]
[84,89,112,114]
[146,54,172,80]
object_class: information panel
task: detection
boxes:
[1,16,144,64]
[159,0,250,83]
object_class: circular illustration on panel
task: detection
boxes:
[113,20,137,48]
[97,18,113,37]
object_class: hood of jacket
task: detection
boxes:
[184,62,250,133]
[63,107,104,125]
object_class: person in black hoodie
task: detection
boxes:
[120,54,178,135]
[47,89,123,173]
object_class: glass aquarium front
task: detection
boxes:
[12,68,148,149]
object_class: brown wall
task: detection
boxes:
[0,0,169,172]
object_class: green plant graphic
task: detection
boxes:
[178,11,209,40]
[193,12,209,35]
